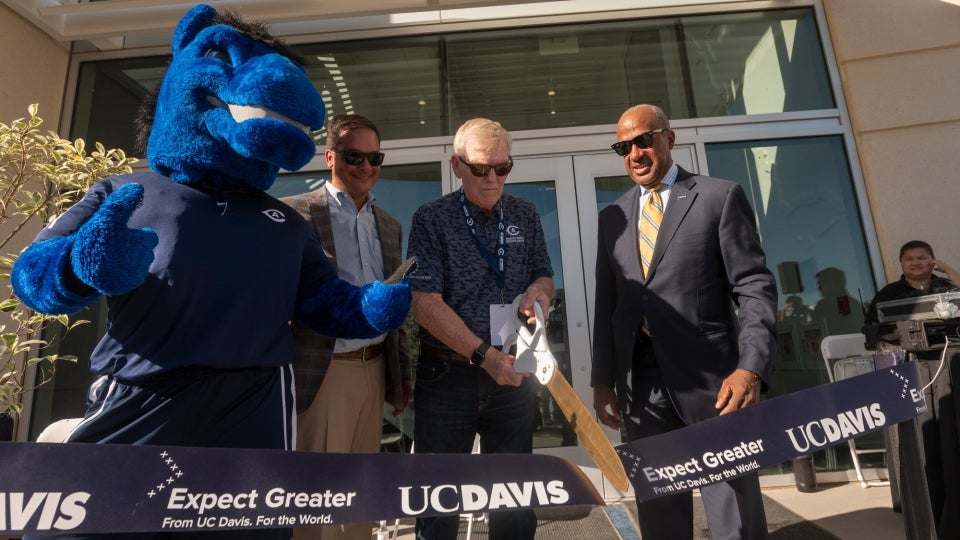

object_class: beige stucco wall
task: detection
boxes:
[0,4,70,135]
[0,4,70,243]
[821,0,960,283]
[0,4,70,434]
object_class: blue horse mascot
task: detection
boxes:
[11,7,408,528]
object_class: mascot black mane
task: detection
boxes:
[11,3,408,457]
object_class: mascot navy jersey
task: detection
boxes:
[34,172,336,381]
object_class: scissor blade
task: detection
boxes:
[545,371,629,492]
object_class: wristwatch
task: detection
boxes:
[471,342,491,366]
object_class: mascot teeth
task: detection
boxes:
[207,96,310,134]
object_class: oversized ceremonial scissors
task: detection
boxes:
[508,295,629,492]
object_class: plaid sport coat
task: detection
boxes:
[282,184,411,414]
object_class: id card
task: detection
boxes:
[489,304,516,347]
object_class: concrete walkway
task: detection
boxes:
[764,482,904,540]
[377,481,907,539]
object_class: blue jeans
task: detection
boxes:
[413,356,536,540]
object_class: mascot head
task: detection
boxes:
[138,4,324,190]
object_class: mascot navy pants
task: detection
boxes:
[66,365,295,448]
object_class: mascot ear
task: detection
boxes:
[172,3,218,55]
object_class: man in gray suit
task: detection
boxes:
[282,114,411,540]
[592,104,777,540]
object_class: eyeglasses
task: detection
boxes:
[610,128,669,157]
[335,149,385,166]
[457,156,514,177]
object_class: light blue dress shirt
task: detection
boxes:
[324,181,386,352]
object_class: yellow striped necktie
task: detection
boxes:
[639,183,664,336]
[638,182,664,279]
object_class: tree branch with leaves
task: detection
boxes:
[0,104,136,416]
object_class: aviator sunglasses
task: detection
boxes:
[610,128,669,157]
[336,149,386,166]
[457,156,514,177]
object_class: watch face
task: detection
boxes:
[472,343,489,364]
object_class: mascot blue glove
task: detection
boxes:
[12,183,158,313]
[298,280,410,338]
[71,183,158,296]
[9,3,410,456]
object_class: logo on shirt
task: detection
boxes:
[262,209,286,223]
[505,224,524,244]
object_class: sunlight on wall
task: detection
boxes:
[743,27,786,116]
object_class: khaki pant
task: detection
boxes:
[295,353,386,540]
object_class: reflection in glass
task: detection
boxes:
[595,176,635,212]
[504,181,575,449]
[705,135,874,399]
[70,8,834,151]
[294,37,444,141]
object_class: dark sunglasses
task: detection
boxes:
[610,128,669,157]
[458,156,514,177]
[336,149,385,166]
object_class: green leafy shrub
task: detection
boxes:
[0,104,137,416]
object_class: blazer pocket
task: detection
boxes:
[672,230,712,246]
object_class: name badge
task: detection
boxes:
[489,304,515,347]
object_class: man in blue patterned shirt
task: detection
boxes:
[407,118,554,540]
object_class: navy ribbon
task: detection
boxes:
[0,446,601,535]
[617,360,924,501]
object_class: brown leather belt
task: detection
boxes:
[419,343,470,364]
[333,343,383,360]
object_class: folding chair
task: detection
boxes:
[819,334,889,488]
[36,417,83,443]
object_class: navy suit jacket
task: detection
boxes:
[592,166,777,424]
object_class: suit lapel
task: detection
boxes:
[310,184,337,270]
[373,206,401,274]
[646,169,697,280]
[617,184,646,283]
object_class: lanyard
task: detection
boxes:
[460,189,506,295]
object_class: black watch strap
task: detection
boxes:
[471,342,491,365]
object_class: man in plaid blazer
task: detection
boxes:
[281,114,411,540]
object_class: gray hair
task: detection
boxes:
[453,118,512,157]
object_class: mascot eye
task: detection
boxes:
[204,48,232,65]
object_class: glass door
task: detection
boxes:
[503,157,590,453]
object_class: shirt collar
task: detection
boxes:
[461,188,503,218]
[642,162,678,195]
[324,179,375,211]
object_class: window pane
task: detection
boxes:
[595,176,635,211]
[705,136,874,398]
[295,37,444,141]
[70,8,835,151]
[681,9,834,116]
[504,181,576,449]
[70,57,167,152]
